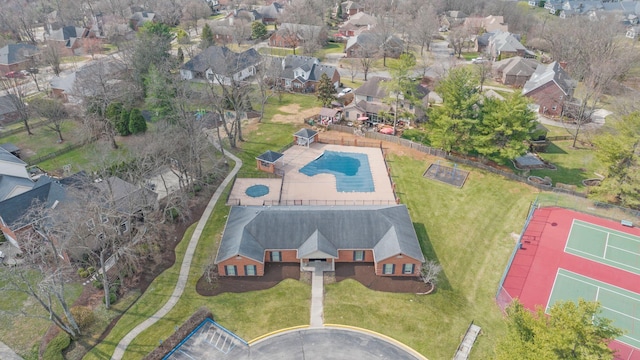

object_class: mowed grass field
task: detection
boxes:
[325,155,536,359]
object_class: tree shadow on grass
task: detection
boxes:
[413,222,452,291]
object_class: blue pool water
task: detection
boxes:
[299,151,375,192]
[246,184,270,197]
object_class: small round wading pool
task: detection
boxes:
[245,184,269,198]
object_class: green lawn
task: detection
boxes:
[324,154,536,359]
[0,271,83,359]
[314,42,345,60]
[530,140,603,187]
[1,120,85,161]
[38,140,130,174]
[258,47,295,56]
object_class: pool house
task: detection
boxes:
[256,150,284,174]
[293,128,318,147]
[214,205,424,277]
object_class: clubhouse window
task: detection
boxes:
[383,264,394,274]
[245,265,256,276]
[354,250,365,261]
[225,265,237,276]
[403,263,415,274]
[271,251,281,262]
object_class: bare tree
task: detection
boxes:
[420,260,442,287]
[476,61,492,93]
[42,44,63,76]
[412,4,439,55]
[356,39,380,81]
[0,0,41,43]
[0,204,81,339]
[448,26,469,59]
[182,0,211,35]
[231,18,251,46]
[154,0,184,26]
[344,57,359,82]
[255,57,283,122]
[29,97,68,143]
[0,77,32,134]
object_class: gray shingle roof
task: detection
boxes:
[0,95,19,116]
[0,44,38,66]
[93,176,157,214]
[0,176,65,229]
[493,56,539,77]
[215,205,425,264]
[353,76,390,98]
[0,146,25,166]
[294,128,317,138]
[0,175,34,201]
[256,150,284,163]
[280,55,338,83]
[522,61,575,96]
[181,46,261,76]
[49,26,86,42]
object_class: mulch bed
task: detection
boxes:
[196,262,431,296]
[196,263,302,296]
[335,263,432,294]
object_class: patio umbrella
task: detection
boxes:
[357,116,369,121]
[379,127,394,135]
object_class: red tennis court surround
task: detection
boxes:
[501,207,640,360]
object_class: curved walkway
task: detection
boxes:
[112,149,242,360]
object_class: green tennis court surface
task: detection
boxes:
[565,220,640,274]
[548,269,640,349]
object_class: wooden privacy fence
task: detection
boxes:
[326,125,588,198]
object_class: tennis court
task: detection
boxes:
[548,269,640,349]
[565,220,640,275]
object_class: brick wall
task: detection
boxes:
[217,256,264,276]
[265,249,298,262]
[335,249,374,262]
[374,254,422,276]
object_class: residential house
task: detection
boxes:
[338,12,377,37]
[492,56,540,87]
[46,25,99,57]
[0,94,22,126]
[463,15,509,34]
[545,0,564,14]
[342,76,431,125]
[93,176,158,216]
[268,23,327,49]
[523,61,576,116]
[274,55,340,92]
[446,10,468,26]
[0,43,38,74]
[487,30,533,61]
[229,8,262,24]
[340,1,364,18]
[0,176,66,250]
[255,3,283,24]
[179,46,262,85]
[559,1,604,19]
[0,146,35,202]
[214,205,425,276]
[210,25,234,45]
[344,32,404,58]
[129,11,157,31]
[49,58,126,103]
[0,143,20,158]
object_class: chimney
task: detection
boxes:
[558,61,568,70]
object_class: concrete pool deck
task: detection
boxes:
[228,143,396,206]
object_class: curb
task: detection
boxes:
[248,325,310,344]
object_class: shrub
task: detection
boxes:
[77,268,89,278]
[71,306,95,330]
[176,28,190,44]
[103,291,117,305]
[92,279,104,289]
[129,108,147,134]
[116,108,131,136]
[87,266,96,274]
[43,332,71,360]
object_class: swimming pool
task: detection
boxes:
[299,151,375,192]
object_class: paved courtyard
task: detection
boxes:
[227,143,396,206]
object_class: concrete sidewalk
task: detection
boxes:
[111,148,242,360]
[0,340,23,360]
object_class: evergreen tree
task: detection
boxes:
[474,92,537,162]
[145,64,176,121]
[593,112,640,208]
[336,3,343,19]
[496,300,622,360]
[427,67,480,153]
[383,53,417,131]
[132,22,174,89]
[115,108,131,136]
[128,108,147,134]
[177,47,184,64]
[251,21,267,40]
[105,102,123,121]
[201,23,214,49]
[316,73,336,108]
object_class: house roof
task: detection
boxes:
[0,146,26,166]
[181,46,261,76]
[274,23,324,41]
[0,176,66,229]
[281,55,338,83]
[49,58,125,95]
[130,11,156,27]
[214,205,425,264]
[489,31,526,53]
[0,94,19,116]
[345,12,377,27]
[93,176,157,214]
[256,3,283,18]
[493,56,539,77]
[342,1,363,11]
[0,143,19,153]
[319,107,340,117]
[49,26,86,42]
[522,61,575,96]
[0,175,34,202]
[256,150,284,163]
[294,128,317,139]
[345,32,404,54]
[354,76,390,99]
[0,43,38,66]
